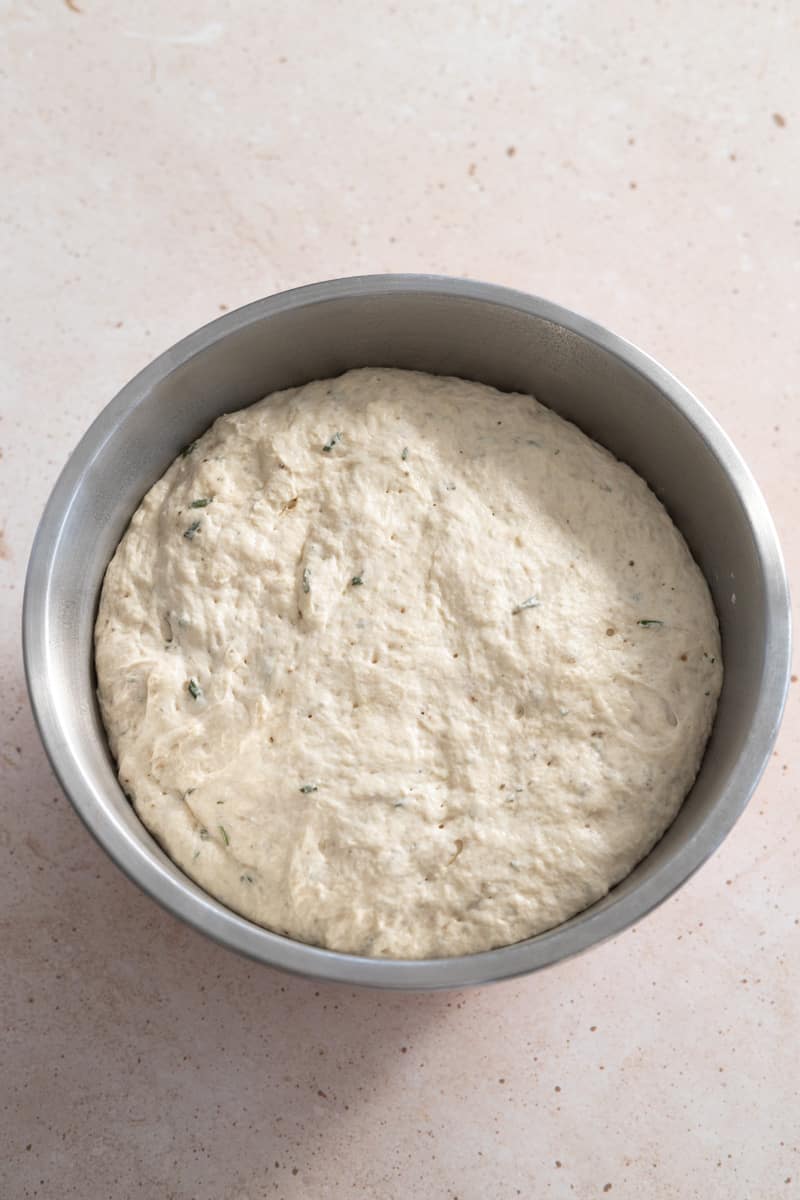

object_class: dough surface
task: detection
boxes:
[95,368,723,958]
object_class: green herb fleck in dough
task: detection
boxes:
[512,597,541,614]
[218,824,230,846]
[181,439,198,457]
[183,520,201,540]
[190,497,211,508]
[198,827,209,840]
[322,432,342,452]
[187,678,201,699]
[240,873,255,883]
[637,619,664,628]
[299,784,318,794]
[351,575,364,587]
[401,446,409,460]
[302,567,311,594]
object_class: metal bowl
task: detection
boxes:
[23,275,791,989]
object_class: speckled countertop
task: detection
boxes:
[2,2,799,1197]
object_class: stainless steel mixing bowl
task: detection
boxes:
[23,275,791,989]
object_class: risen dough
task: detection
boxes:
[95,368,722,958]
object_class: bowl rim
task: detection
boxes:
[23,273,792,989]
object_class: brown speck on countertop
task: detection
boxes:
[317,1089,327,1099]
[629,180,637,189]
[65,0,82,11]
[468,163,477,176]
[590,1025,598,1032]
[773,112,787,127]
[0,527,10,561]
[555,1161,562,1168]
[554,1085,561,1092]
[506,145,516,157]
[603,1186,613,1194]
[791,674,797,683]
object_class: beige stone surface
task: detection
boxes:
[1,2,798,1197]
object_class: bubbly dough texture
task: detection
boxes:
[95,368,723,958]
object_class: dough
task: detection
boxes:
[95,368,722,958]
